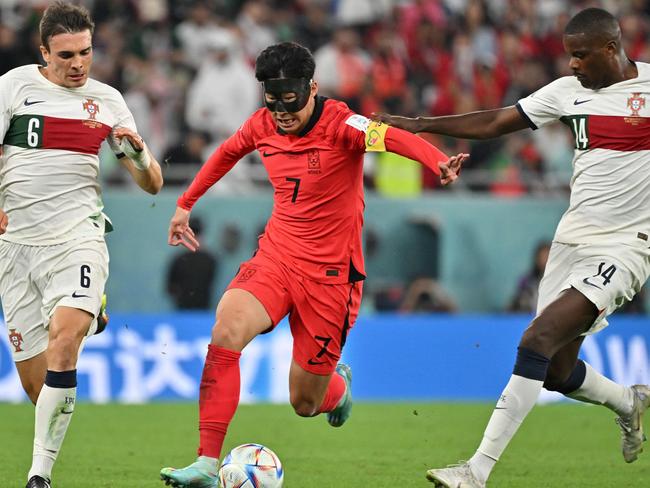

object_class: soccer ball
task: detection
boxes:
[218,443,284,488]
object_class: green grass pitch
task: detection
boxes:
[2,402,649,487]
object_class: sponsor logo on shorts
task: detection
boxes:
[238,268,257,282]
[307,358,327,365]
[8,329,23,352]
[582,276,602,289]
[72,291,90,298]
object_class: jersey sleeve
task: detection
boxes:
[517,77,570,129]
[177,116,257,210]
[0,72,16,143]
[337,113,448,175]
[106,89,139,155]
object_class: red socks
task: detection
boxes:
[198,345,241,458]
[318,370,346,413]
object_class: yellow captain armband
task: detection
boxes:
[365,121,389,152]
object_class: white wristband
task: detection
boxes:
[119,138,151,170]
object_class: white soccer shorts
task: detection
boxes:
[536,241,650,334]
[0,237,109,361]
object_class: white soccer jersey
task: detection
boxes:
[518,61,650,247]
[0,65,136,245]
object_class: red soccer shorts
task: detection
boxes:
[226,249,363,375]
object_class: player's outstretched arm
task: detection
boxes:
[168,206,200,252]
[373,106,530,140]
[0,208,7,234]
[379,125,468,185]
[113,127,163,194]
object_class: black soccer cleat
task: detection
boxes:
[26,475,51,488]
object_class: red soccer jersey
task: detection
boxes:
[178,97,448,284]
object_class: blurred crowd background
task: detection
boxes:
[1,0,649,314]
[5,0,650,196]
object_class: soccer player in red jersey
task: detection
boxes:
[160,42,467,487]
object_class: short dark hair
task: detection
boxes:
[564,8,619,41]
[40,1,95,50]
[254,42,315,82]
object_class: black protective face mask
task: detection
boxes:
[262,78,311,113]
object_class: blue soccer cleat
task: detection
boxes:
[160,456,219,488]
[327,363,352,427]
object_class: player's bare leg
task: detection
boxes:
[15,352,48,405]
[161,289,270,487]
[288,359,351,426]
[26,306,92,487]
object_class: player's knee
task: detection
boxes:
[212,303,264,350]
[290,395,320,417]
[211,315,245,350]
[520,318,561,357]
[47,329,85,369]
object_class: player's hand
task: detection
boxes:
[168,206,200,252]
[0,209,7,235]
[371,112,421,133]
[439,153,469,185]
[114,127,151,170]
[113,127,144,151]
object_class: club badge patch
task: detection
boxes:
[627,93,645,117]
[8,328,23,352]
[82,98,102,128]
[307,149,321,174]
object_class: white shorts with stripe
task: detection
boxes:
[0,237,109,361]
[536,241,650,334]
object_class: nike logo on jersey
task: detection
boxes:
[307,359,327,365]
[582,277,602,289]
[72,291,90,298]
[24,98,45,106]
[573,99,592,105]
[263,152,274,157]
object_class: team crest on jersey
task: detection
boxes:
[307,149,321,174]
[627,93,646,117]
[82,98,102,128]
[8,328,23,352]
